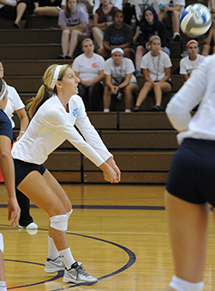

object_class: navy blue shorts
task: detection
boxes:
[14,159,46,187]
[166,138,215,206]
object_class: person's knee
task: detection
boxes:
[50,214,68,231]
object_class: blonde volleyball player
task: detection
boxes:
[164,55,215,291]
[0,78,20,291]
[11,64,121,285]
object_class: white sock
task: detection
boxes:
[125,109,131,113]
[173,32,180,37]
[103,108,110,112]
[59,248,75,269]
[48,236,59,260]
[0,281,7,291]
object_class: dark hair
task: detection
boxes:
[113,9,124,19]
[65,0,76,18]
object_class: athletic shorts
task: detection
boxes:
[14,159,46,187]
[166,138,215,206]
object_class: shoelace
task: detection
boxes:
[76,266,90,279]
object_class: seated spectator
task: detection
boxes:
[58,0,90,59]
[0,0,28,28]
[103,47,138,112]
[33,0,62,17]
[62,0,93,13]
[92,0,118,52]
[72,38,105,111]
[158,0,185,41]
[98,10,134,60]
[93,0,122,14]
[135,6,170,75]
[202,11,215,56]
[133,35,172,112]
[180,40,205,81]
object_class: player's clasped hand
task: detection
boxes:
[100,157,121,183]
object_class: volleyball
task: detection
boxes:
[180,4,212,37]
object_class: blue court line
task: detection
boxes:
[1,227,136,290]
[0,204,165,210]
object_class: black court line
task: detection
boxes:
[1,227,136,290]
[0,203,165,210]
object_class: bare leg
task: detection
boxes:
[68,30,83,58]
[0,251,5,281]
[163,191,209,291]
[34,7,60,17]
[103,86,112,110]
[171,11,180,34]
[135,45,147,72]
[124,84,138,110]
[15,2,27,26]
[17,170,72,251]
[154,82,171,106]
[61,30,70,56]
[92,27,104,50]
[202,44,211,56]
[135,82,153,107]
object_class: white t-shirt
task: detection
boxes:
[12,94,112,166]
[166,55,215,144]
[180,54,205,76]
[158,0,185,12]
[4,85,25,128]
[140,50,172,81]
[72,53,105,81]
[92,0,122,14]
[104,57,137,85]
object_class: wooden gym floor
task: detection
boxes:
[1,184,215,291]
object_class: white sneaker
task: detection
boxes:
[63,262,98,285]
[18,222,38,230]
[45,256,83,273]
[45,256,65,273]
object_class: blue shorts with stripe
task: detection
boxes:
[166,138,215,206]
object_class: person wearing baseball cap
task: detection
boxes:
[180,40,205,81]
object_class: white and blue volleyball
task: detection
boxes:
[180,4,212,37]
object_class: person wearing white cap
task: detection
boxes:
[103,47,138,112]
[11,64,121,285]
[0,78,20,291]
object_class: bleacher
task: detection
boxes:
[0,5,205,184]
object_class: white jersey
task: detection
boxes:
[104,57,137,85]
[180,54,205,77]
[4,85,25,128]
[140,50,172,81]
[166,55,215,144]
[72,53,105,82]
[12,94,112,166]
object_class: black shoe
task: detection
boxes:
[152,105,161,111]
[65,55,73,59]
[58,55,65,59]
[13,22,19,29]
[132,105,140,112]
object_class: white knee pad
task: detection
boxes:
[50,214,68,231]
[170,275,204,291]
[0,233,4,253]
[67,209,73,219]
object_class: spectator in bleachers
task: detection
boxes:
[0,0,28,29]
[98,10,134,60]
[133,35,172,112]
[92,0,118,52]
[72,38,105,111]
[33,0,62,17]
[0,61,38,230]
[135,6,170,75]
[92,0,122,14]
[202,11,215,56]
[158,0,185,41]
[103,47,138,113]
[180,40,205,81]
[61,0,93,14]
[58,0,90,59]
